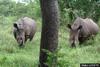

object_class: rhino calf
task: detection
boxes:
[67,17,99,47]
[13,17,37,47]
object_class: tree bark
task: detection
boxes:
[39,0,59,67]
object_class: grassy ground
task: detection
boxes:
[0,16,100,67]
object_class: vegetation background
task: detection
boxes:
[0,0,100,67]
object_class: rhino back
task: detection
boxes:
[23,17,36,35]
[72,17,99,37]
[17,17,36,36]
[80,18,99,37]
[84,18,99,34]
[83,18,99,35]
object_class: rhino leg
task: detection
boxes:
[29,32,35,41]
[79,36,89,45]
[19,44,25,48]
[78,37,85,45]
[19,44,23,47]
[25,35,28,42]
[29,34,34,41]
[25,38,28,42]
[90,34,95,40]
[19,41,24,47]
[71,43,76,48]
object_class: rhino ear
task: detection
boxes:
[67,24,72,29]
[77,25,82,30]
[13,23,19,30]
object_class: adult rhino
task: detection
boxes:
[13,17,37,47]
[67,17,99,47]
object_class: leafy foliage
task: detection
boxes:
[0,0,41,19]
[58,0,100,25]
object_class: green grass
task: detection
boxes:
[0,16,100,67]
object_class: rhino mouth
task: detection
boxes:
[71,42,76,47]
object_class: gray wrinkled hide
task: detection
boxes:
[68,17,99,47]
[13,17,37,47]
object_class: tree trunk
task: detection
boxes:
[39,0,59,67]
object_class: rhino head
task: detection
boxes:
[67,24,82,47]
[13,23,25,47]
